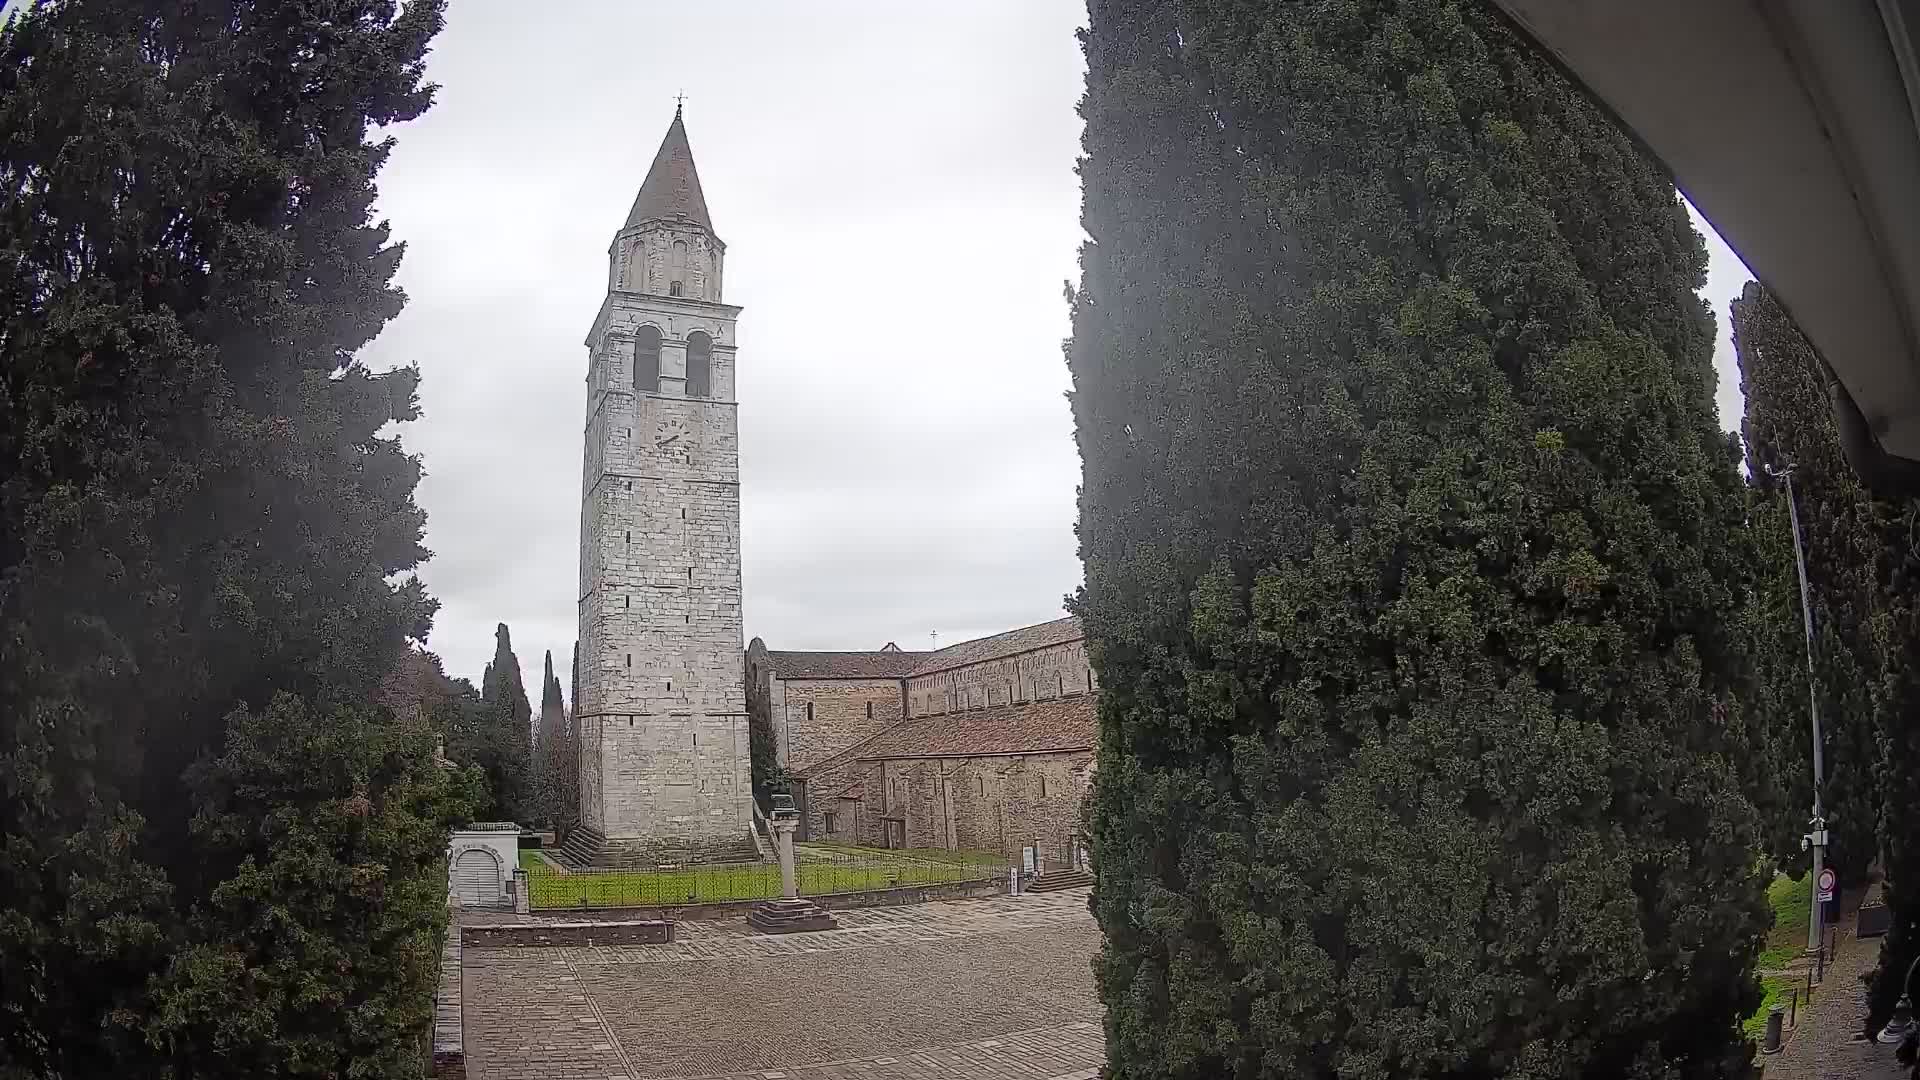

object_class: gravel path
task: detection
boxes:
[1762,898,1906,1080]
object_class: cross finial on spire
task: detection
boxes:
[674,89,686,118]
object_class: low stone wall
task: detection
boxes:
[461,919,676,949]
[431,928,464,1078]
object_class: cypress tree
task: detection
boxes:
[534,649,573,829]
[463,622,532,821]
[1732,287,1920,1039]
[1737,491,1820,868]
[488,622,533,767]
[1733,282,1883,884]
[485,622,532,737]
[1069,2,1766,1076]
[1866,551,1920,1042]
[540,650,565,750]
[0,0,457,1074]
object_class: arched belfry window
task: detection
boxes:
[634,325,662,394]
[685,331,712,398]
[669,240,688,297]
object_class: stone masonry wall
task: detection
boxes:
[905,640,1097,718]
[774,678,906,774]
[576,242,749,852]
[460,919,675,949]
[821,751,1091,866]
[796,752,862,843]
[614,219,723,303]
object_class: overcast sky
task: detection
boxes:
[361,2,1754,697]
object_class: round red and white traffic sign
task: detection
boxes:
[1817,867,1837,901]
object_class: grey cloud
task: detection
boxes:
[357,2,1751,695]
[363,2,1091,692]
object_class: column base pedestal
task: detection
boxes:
[747,897,838,934]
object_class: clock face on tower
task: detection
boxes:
[654,416,692,463]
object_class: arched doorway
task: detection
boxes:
[452,847,504,908]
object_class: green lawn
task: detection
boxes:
[800,841,1007,868]
[1744,974,1812,1038]
[1743,873,1817,1041]
[523,847,1001,909]
[1759,872,1812,970]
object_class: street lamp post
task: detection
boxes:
[1773,463,1830,965]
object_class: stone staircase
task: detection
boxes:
[746,896,838,934]
[1025,867,1095,893]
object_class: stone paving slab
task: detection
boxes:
[683,1021,1103,1080]
[463,889,1104,1080]
[553,894,1094,967]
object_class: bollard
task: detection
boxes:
[1762,1005,1785,1054]
[1788,988,1797,1028]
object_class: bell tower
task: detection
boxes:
[570,107,752,865]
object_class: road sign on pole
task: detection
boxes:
[1817,867,1837,903]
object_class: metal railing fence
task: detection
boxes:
[525,848,1007,910]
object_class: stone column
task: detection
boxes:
[772,819,798,899]
[747,818,837,934]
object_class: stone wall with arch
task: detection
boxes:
[446,824,518,910]
[615,221,724,301]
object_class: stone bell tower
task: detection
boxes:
[568,107,753,866]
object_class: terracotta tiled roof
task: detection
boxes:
[908,616,1082,676]
[764,650,928,680]
[763,617,1083,682]
[843,695,1096,764]
[626,109,713,232]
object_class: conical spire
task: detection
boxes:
[625,108,713,232]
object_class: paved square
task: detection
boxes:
[463,889,1104,1080]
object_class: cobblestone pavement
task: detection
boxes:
[1762,899,1906,1080]
[462,889,1103,1080]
